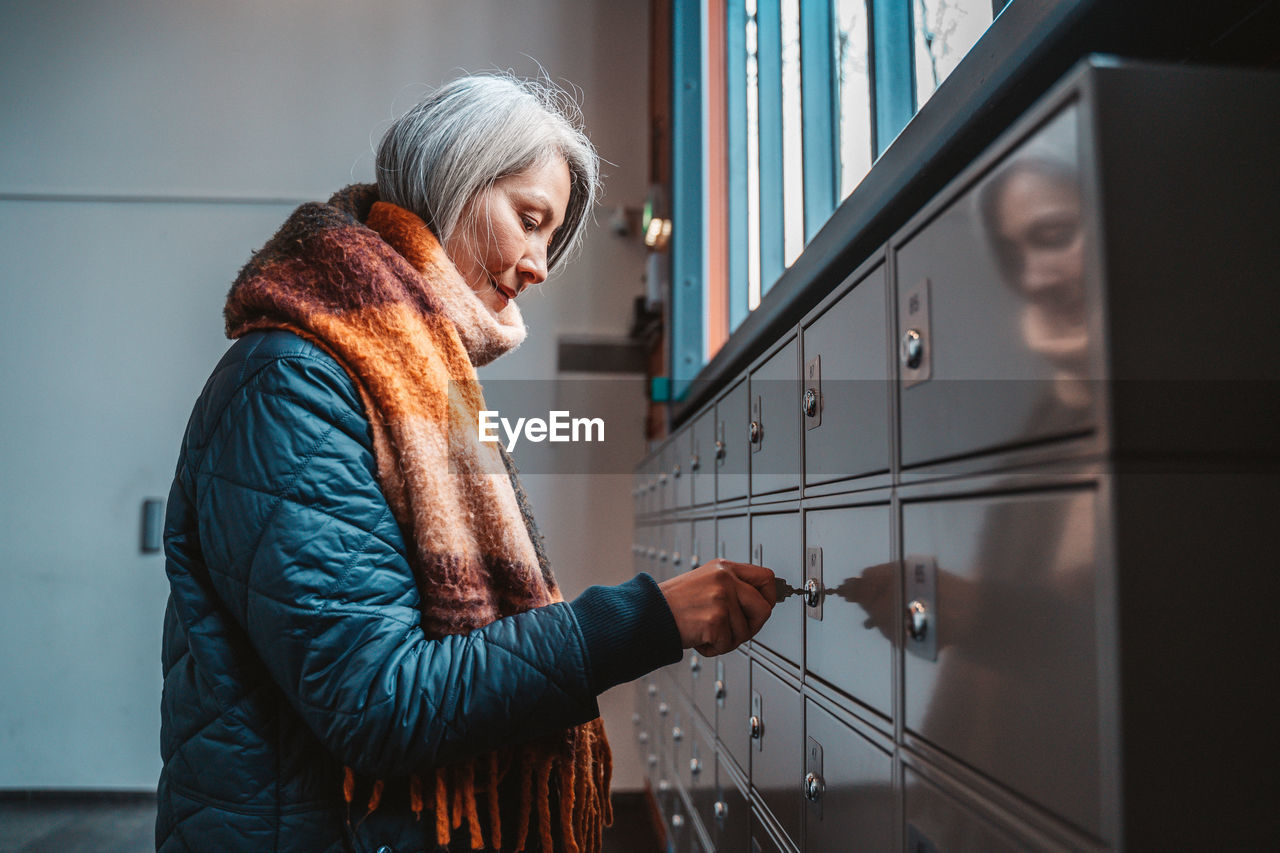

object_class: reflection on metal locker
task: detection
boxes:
[895,106,1096,469]
[904,766,1047,853]
[750,511,802,666]
[804,505,894,718]
[902,487,1101,837]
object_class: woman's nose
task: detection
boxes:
[517,245,549,289]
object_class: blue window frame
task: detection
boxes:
[672,0,998,393]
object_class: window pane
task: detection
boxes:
[836,0,872,199]
[912,0,993,110]
[781,0,805,267]
[746,0,762,310]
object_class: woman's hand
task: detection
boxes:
[657,560,776,656]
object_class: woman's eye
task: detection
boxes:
[521,215,539,233]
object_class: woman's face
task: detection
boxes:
[444,156,572,317]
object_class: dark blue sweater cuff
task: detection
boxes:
[570,572,683,693]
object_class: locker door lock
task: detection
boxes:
[804,577,823,608]
[748,420,762,445]
[901,328,925,369]
[714,680,725,702]
[714,800,728,821]
[689,653,701,674]
[805,547,824,620]
[749,715,762,740]
[804,771,824,803]
[689,757,702,776]
[803,355,822,429]
[714,439,726,461]
[802,388,818,417]
[907,599,929,641]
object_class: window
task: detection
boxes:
[668,0,1000,396]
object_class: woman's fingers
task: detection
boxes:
[722,560,778,606]
[733,576,773,635]
[656,559,777,655]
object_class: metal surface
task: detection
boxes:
[802,356,820,426]
[804,505,894,716]
[897,105,1096,468]
[804,700,894,851]
[749,338,800,496]
[751,512,802,665]
[716,379,750,501]
[804,547,823,621]
[902,487,1101,835]
[801,263,891,484]
[904,555,939,662]
[720,649,751,770]
[750,663,803,849]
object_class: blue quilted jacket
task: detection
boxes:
[157,330,681,852]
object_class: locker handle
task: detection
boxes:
[804,771,825,803]
[748,420,762,445]
[901,328,925,369]
[749,715,762,740]
[804,577,823,608]
[714,439,726,460]
[907,599,930,641]
[802,388,819,417]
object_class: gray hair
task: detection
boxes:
[375,74,600,272]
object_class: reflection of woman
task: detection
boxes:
[158,76,774,853]
[978,156,1091,407]
[895,152,1100,846]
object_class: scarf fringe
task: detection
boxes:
[341,720,612,851]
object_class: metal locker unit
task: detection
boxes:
[749,509,802,668]
[803,502,895,722]
[800,259,892,489]
[715,377,750,503]
[748,336,801,498]
[690,409,717,507]
[633,60,1279,852]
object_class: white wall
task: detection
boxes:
[0,0,651,791]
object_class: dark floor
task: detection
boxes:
[0,792,662,852]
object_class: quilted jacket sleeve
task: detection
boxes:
[184,335,680,779]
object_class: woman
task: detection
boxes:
[158,75,775,853]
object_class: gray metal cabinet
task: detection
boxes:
[803,700,894,853]
[749,511,802,667]
[691,518,715,570]
[716,514,749,564]
[749,337,800,497]
[750,662,803,849]
[716,378,750,502]
[801,262,891,486]
[716,770,751,852]
[690,409,717,506]
[904,767,1042,853]
[895,105,1097,471]
[634,61,1279,852]
[718,649,751,773]
[901,486,1101,837]
[673,427,693,510]
[688,722,717,840]
[804,504,894,718]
